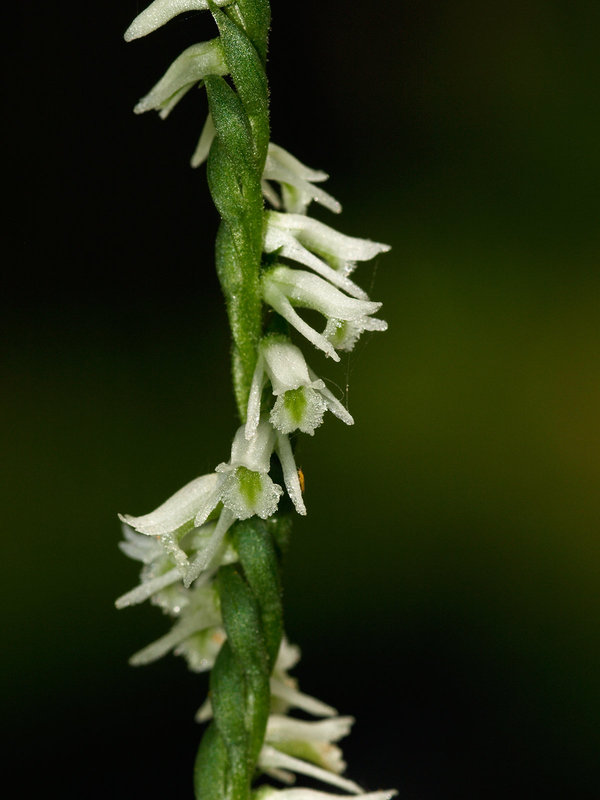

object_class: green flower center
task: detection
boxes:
[283,387,308,424]
[236,466,263,505]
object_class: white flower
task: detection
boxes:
[262,266,387,361]
[262,144,341,216]
[259,745,362,795]
[190,420,283,528]
[173,626,226,673]
[124,0,233,42]
[265,714,355,774]
[128,585,222,667]
[246,336,354,439]
[118,473,224,569]
[264,211,390,300]
[132,39,227,118]
[115,521,238,611]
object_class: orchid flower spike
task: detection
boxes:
[246,335,354,439]
[124,0,233,42]
[262,266,388,361]
[264,211,390,300]
[262,144,341,215]
[133,39,227,118]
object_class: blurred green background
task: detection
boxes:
[4,1,599,797]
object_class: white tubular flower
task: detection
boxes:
[128,585,221,666]
[124,0,233,42]
[255,788,398,800]
[264,211,390,300]
[262,144,341,216]
[262,266,387,361]
[259,746,362,795]
[246,336,353,440]
[118,473,224,570]
[265,714,355,774]
[189,420,283,530]
[174,626,226,673]
[133,39,228,118]
[116,524,190,612]
[116,521,238,611]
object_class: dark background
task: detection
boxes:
[4,1,600,797]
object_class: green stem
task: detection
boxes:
[194,518,285,800]
[206,1,271,420]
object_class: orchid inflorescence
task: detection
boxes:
[118,1,394,798]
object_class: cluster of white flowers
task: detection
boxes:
[120,54,389,581]
[117,525,394,798]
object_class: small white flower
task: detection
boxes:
[188,420,283,529]
[133,39,229,119]
[262,144,341,216]
[115,521,238,611]
[124,0,233,42]
[174,626,226,673]
[264,211,390,300]
[259,745,362,795]
[265,714,355,774]
[119,474,221,537]
[246,336,354,439]
[133,39,227,118]
[116,524,190,612]
[262,266,387,361]
[118,473,224,568]
[128,585,221,666]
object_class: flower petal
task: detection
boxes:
[269,679,338,718]
[133,40,227,117]
[184,508,236,587]
[275,433,307,515]
[115,566,182,610]
[125,0,233,42]
[119,473,221,536]
[262,282,340,361]
[191,113,216,167]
